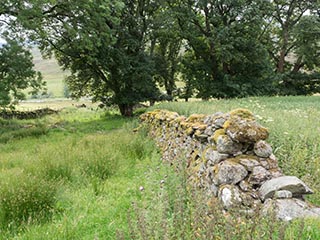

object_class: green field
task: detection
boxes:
[32,48,69,98]
[0,96,320,239]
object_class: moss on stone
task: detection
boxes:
[186,127,194,136]
[223,118,269,143]
[229,108,255,120]
[213,129,226,143]
[187,114,206,123]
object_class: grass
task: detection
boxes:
[0,96,319,239]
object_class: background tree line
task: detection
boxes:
[0,0,319,116]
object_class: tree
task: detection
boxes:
[0,39,44,106]
[262,0,320,94]
[150,3,182,99]
[171,0,275,99]
[15,0,161,116]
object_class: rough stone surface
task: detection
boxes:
[204,148,229,166]
[239,157,260,171]
[259,176,313,201]
[224,118,269,143]
[239,180,251,192]
[254,140,273,158]
[214,160,248,185]
[249,166,271,185]
[216,135,243,154]
[218,185,242,209]
[140,109,319,220]
[274,190,293,199]
[262,199,320,221]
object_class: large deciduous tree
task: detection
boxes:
[262,0,320,95]
[21,0,161,116]
[171,0,275,99]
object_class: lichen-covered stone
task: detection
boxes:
[229,108,255,120]
[238,157,260,171]
[204,126,215,136]
[186,114,206,123]
[249,166,271,186]
[239,180,251,192]
[254,140,272,158]
[259,176,313,201]
[212,114,228,128]
[274,190,293,199]
[223,117,269,143]
[262,198,320,221]
[212,129,226,143]
[216,135,243,155]
[218,185,242,209]
[214,160,248,185]
[204,148,229,166]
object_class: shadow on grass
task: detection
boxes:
[56,115,132,135]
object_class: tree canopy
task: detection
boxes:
[1,0,319,115]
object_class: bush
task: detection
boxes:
[0,169,59,228]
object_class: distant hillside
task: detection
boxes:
[32,48,69,98]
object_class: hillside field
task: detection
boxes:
[0,96,319,239]
[32,48,68,98]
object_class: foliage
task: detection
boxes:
[172,0,276,99]
[15,0,162,116]
[262,0,320,94]
[0,39,44,106]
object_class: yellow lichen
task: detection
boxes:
[212,129,226,143]
[192,123,207,130]
[186,127,194,135]
[229,108,255,120]
[186,114,206,123]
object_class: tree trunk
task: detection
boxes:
[277,28,289,73]
[118,104,134,117]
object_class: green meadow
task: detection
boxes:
[0,96,320,239]
[32,48,68,98]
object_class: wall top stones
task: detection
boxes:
[140,108,320,221]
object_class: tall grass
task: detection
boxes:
[0,97,319,239]
[0,107,166,239]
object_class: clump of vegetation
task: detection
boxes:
[0,170,59,229]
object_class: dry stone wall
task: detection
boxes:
[140,109,320,221]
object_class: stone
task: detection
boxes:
[224,117,269,143]
[204,126,214,135]
[209,184,219,197]
[216,135,243,155]
[239,157,260,171]
[262,198,320,221]
[274,190,292,199]
[204,148,229,166]
[259,176,313,201]
[249,166,271,185]
[254,140,272,158]
[213,116,227,128]
[267,154,279,169]
[239,180,251,192]
[218,185,242,209]
[214,160,248,185]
